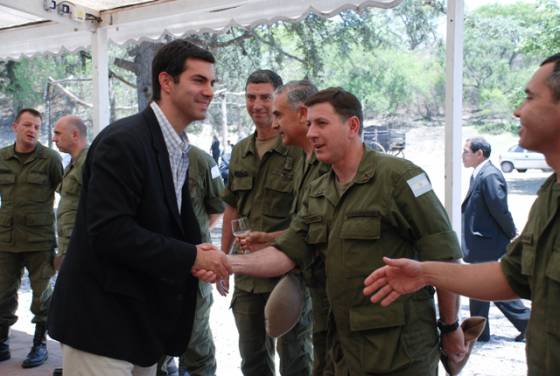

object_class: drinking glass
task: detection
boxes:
[231,217,250,254]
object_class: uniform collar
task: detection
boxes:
[1,143,47,163]
[352,145,378,184]
[240,132,287,158]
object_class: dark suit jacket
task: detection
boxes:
[461,160,516,263]
[48,107,202,366]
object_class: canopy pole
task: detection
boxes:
[444,0,464,240]
[91,27,110,135]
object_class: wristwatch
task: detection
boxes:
[437,319,459,335]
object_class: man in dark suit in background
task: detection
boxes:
[47,40,230,375]
[461,137,530,342]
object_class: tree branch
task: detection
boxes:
[114,58,138,75]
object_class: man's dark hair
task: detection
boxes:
[304,87,364,134]
[15,108,42,122]
[467,137,491,159]
[245,69,283,90]
[151,39,215,102]
[275,80,318,109]
[541,53,560,102]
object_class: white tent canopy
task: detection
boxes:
[0,0,401,59]
[0,0,464,235]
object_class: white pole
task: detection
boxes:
[91,27,110,136]
[444,0,464,240]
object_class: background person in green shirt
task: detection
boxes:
[51,114,89,376]
[239,80,332,376]
[211,88,466,375]
[53,115,89,271]
[221,70,311,376]
[0,108,63,368]
[363,53,560,376]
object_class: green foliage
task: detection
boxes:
[1,0,555,138]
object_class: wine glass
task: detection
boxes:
[231,217,250,254]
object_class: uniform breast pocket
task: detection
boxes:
[61,177,81,196]
[340,212,381,274]
[263,173,293,218]
[520,236,536,277]
[0,213,12,243]
[26,172,51,202]
[545,248,560,334]
[231,175,253,192]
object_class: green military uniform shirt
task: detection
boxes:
[501,174,560,375]
[275,148,462,375]
[56,147,88,256]
[222,133,301,293]
[188,145,225,298]
[0,143,63,252]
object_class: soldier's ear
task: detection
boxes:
[347,116,360,136]
[298,105,308,124]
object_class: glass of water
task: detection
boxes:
[231,217,250,254]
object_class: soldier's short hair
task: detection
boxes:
[245,69,283,90]
[541,53,560,102]
[15,108,42,122]
[304,87,364,134]
[275,80,318,109]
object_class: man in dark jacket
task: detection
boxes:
[48,39,230,375]
[461,137,530,342]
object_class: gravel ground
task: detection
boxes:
[14,125,546,375]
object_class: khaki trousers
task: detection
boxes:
[63,345,157,376]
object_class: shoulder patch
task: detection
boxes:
[406,173,432,198]
[211,165,221,179]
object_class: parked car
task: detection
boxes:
[499,145,551,173]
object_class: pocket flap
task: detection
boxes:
[349,302,405,331]
[231,175,253,191]
[0,213,12,226]
[341,214,380,240]
[26,213,52,226]
[0,174,15,184]
[546,250,560,282]
[27,173,48,184]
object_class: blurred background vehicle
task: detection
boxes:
[499,145,551,173]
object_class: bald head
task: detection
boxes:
[53,115,88,158]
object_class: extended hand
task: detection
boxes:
[363,257,428,306]
[193,243,231,281]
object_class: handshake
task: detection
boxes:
[191,243,232,284]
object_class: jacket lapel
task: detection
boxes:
[143,107,184,235]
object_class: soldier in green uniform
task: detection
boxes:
[158,144,224,376]
[180,144,224,375]
[221,70,311,376]
[221,88,466,375]
[364,53,560,375]
[240,80,331,376]
[53,115,89,270]
[51,115,88,376]
[0,108,63,368]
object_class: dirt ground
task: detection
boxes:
[5,125,547,375]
